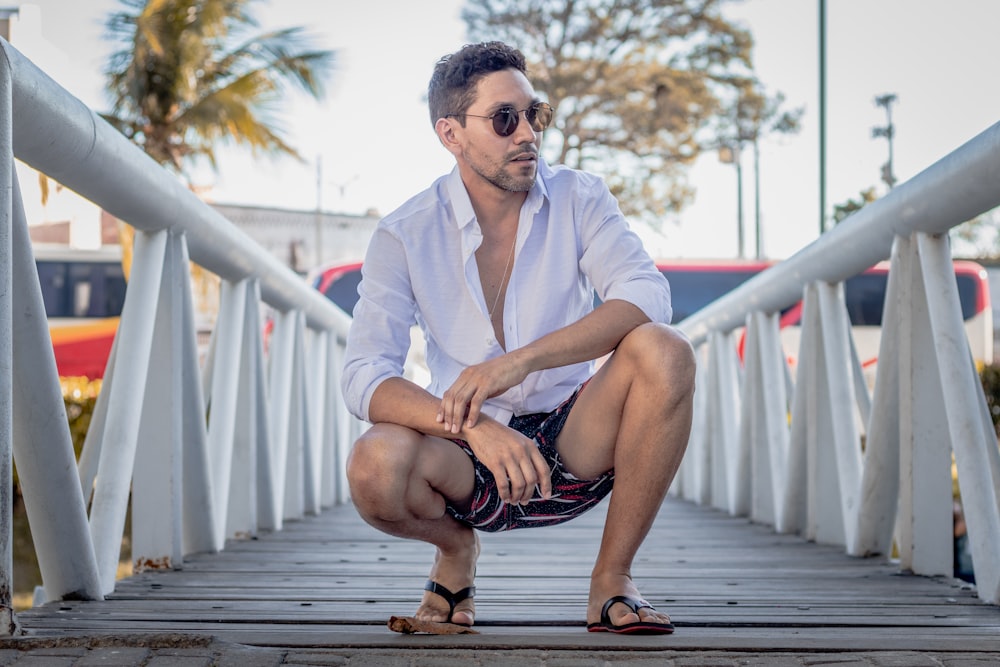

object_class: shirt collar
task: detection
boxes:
[445,160,551,230]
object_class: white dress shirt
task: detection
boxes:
[341,159,672,425]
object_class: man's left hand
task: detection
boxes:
[437,353,528,433]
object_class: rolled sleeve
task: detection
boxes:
[578,181,673,324]
[341,227,417,421]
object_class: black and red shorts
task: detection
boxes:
[444,384,615,532]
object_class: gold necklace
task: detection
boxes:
[488,231,517,321]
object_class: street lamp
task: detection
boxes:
[718,143,745,259]
[872,93,898,189]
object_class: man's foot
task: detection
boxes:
[414,533,480,626]
[587,572,674,634]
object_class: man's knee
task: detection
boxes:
[619,323,696,398]
[347,424,418,506]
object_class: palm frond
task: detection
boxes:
[100,0,334,172]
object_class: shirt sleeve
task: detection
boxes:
[341,225,417,421]
[577,177,673,324]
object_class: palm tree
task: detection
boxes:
[101,0,334,171]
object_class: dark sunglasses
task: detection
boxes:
[448,102,554,137]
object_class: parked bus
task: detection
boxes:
[34,244,127,379]
[311,258,994,378]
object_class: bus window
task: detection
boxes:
[99,263,128,317]
[37,260,127,320]
[322,269,363,315]
[311,261,364,315]
[844,270,980,326]
[660,268,764,322]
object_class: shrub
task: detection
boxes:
[979,363,1000,437]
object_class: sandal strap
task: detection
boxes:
[600,595,652,623]
[424,580,476,615]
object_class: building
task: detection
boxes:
[211,203,377,275]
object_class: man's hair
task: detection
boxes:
[428,41,528,128]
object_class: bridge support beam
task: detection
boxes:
[917,233,1000,602]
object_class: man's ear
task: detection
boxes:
[435,117,462,157]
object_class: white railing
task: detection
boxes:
[0,38,365,630]
[674,119,1000,605]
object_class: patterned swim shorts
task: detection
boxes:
[443,384,615,532]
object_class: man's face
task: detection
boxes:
[456,69,543,193]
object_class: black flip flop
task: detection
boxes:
[586,595,675,634]
[424,580,476,627]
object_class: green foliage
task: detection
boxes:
[980,363,1000,436]
[832,187,878,225]
[101,0,335,171]
[951,207,1000,259]
[462,0,760,223]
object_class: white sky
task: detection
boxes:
[11,0,1000,260]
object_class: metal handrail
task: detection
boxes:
[674,119,1000,606]
[1,37,362,623]
[6,40,350,334]
[680,121,1000,345]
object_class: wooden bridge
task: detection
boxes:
[15,496,1000,654]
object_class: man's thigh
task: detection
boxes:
[354,423,477,506]
[554,348,635,480]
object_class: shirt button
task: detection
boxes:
[486,337,495,345]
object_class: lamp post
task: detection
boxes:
[818,0,827,235]
[719,143,745,259]
[872,93,898,189]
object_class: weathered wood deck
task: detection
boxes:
[15,496,1000,652]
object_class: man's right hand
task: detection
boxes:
[462,418,552,505]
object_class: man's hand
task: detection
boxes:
[437,353,529,433]
[463,418,552,504]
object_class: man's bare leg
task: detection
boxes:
[347,424,480,626]
[556,323,696,629]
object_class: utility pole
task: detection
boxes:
[718,143,745,258]
[872,93,897,189]
[315,154,324,269]
[818,0,827,235]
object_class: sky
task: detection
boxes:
[9,0,1000,260]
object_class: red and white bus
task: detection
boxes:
[311,258,994,379]
[34,244,127,379]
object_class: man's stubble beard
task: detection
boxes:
[466,150,537,193]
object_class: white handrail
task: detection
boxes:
[681,121,1000,347]
[0,37,362,618]
[675,120,1000,605]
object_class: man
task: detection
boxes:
[342,41,694,634]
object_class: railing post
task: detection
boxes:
[329,338,353,505]
[132,231,185,570]
[308,329,329,513]
[854,236,905,557]
[177,235,216,557]
[243,283,277,531]
[226,280,261,540]
[294,314,317,516]
[917,232,1000,601]
[895,234,953,576]
[745,311,790,527]
[267,308,297,528]
[0,42,17,634]
[816,282,863,549]
[207,278,248,549]
[10,174,102,604]
[90,228,167,595]
[709,331,745,514]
